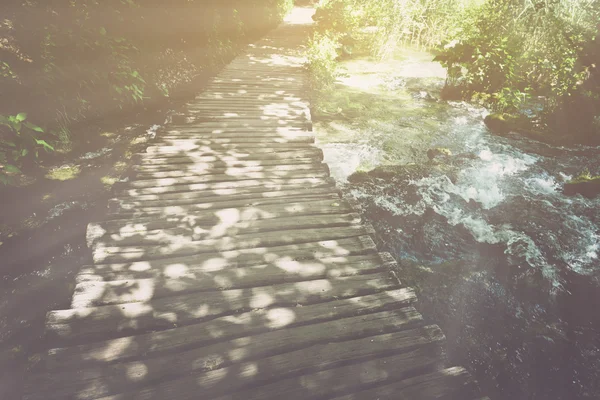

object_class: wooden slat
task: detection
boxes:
[109,192,339,216]
[131,163,326,180]
[87,213,362,248]
[48,288,415,368]
[209,347,441,400]
[41,325,440,400]
[80,236,380,279]
[92,224,376,263]
[92,198,352,234]
[47,272,399,341]
[131,158,319,173]
[71,252,394,307]
[114,176,334,198]
[29,310,428,400]
[133,149,323,164]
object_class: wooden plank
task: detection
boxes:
[91,327,439,400]
[77,252,395,283]
[31,323,438,400]
[88,213,362,248]
[185,115,309,123]
[143,141,314,154]
[92,224,376,263]
[154,136,313,146]
[109,190,339,214]
[109,194,340,219]
[131,163,327,180]
[71,253,394,307]
[115,176,333,197]
[183,114,309,122]
[209,347,441,400]
[46,272,399,341]
[328,367,479,400]
[194,94,305,102]
[116,178,331,199]
[122,169,329,190]
[109,185,337,209]
[133,149,323,164]
[160,127,310,137]
[48,288,415,368]
[132,158,319,172]
[93,198,353,233]
[206,80,303,87]
[81,236,380,279]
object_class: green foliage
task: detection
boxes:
[0,113,54,184]
[306,32,340,91]
[433,0,600,126]
[0,0,292,178]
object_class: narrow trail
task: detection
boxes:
[23,8,484,400]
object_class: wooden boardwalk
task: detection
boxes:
[23,8,484,400]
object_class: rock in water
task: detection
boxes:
[484,113,512,134]
[427,147,452,160]
[563,171,600,198]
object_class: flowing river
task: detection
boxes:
[315,48,600,400]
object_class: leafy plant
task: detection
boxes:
[0,113,54,184]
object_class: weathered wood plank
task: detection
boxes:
[92,224,375,263]
[209,347,441,400]
[133,149,323,165]
[328,367,479,400]
[194,94,306,102]
[115,176,333,198]
[154,137,313,147]
[46,272,399,341]
[143,141,314,154]
[32,324,439,400]
[93,198,352,233]
[81,235,380,279]
[88,213,362,248]
[131,163,327,180]
[48,288,415,368]
[131,158,318,173]
[71,252,394,307]
[77,252,395,283]
[122,169,329,189]
[30,310,426,400]
[115,181,333,202]
[95,327,440,400]
[109,190,339,214]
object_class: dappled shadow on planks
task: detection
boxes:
[22,7,481,400]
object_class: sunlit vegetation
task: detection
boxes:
[307,0,600,144]
[0,0,293,184]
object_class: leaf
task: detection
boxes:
[15,112,27,122]
[4,164,21,173]
[23,121,44,133]
[35,139,55,151]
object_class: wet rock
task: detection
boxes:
[440,85,463,101]
[563,171,600,198]
[484,113,512,134]
[347,171,372,184]
[427,147,452,160]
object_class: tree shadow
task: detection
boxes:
[21,9,480,400]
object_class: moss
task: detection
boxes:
[45,165,81,181]
[427,147,452,160]
[563,170,600,198]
